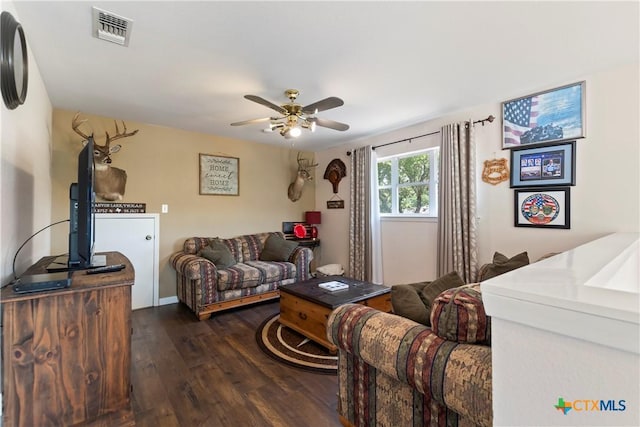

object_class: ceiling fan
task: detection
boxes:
[231,89,350,139]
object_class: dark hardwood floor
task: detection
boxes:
[130,301,340,427]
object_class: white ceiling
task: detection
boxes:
[12,1,639,151]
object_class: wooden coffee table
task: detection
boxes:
[279,276,391,353]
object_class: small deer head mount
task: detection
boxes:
[72,112,139,201]
[288,152,318,202]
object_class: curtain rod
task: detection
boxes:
[346,115,495,155]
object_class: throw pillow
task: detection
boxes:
[199,239,236,269]
[391,284,430,325]
[259,234,299,262]
[420,271,465,313]
[480,251,529,281]
[430,283,491,345]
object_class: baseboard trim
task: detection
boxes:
[158,296,179,306]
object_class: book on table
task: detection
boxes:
[318,281,349,292]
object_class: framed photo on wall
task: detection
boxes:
[510,142,576,188]
[502,81,585,149]
[199,154,239,195]
[514,187,570,229]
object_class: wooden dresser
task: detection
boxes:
[1,252,135,427]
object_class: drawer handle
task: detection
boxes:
[298,312,307,320]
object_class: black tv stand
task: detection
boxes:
[45,254,107,272]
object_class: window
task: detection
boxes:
[377,148,439,216]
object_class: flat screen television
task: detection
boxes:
[47,136,105,271]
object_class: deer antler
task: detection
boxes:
[72,112,92,140]
[297,152,318,170]
[105,120,139,145]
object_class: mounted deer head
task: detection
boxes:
[288,152,318,202]
[72,112,139,201]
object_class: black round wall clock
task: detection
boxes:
[1,11,29,110]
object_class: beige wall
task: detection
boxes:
[316,63,640,285]
[51,109,316,298]
[1,0,53,285]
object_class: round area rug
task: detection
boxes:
[256,313,337,375]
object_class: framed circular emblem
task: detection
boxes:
[1,11,29,110]
[520,193,560,225]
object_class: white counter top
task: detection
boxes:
[482,232,639,354]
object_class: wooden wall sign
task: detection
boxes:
[93,202,146,213]
[327,200,344,209]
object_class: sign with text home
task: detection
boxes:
[199,154,239,196]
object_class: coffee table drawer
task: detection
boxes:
[359,293,392,312]
[279,292,332,349]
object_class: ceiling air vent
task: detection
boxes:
[92,7,133,47]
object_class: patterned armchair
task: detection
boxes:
[327,283,492,427]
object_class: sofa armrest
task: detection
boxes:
[289,246,313,281]
[327,304,493,427]
[169,251,218,282]
[328,304,441,388]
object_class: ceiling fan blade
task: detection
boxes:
[230,117,272,126]
[302,97,344,114]
[311,117,350,131]
[244,95,288,115]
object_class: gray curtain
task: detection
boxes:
[348,146,372,281]
[437,122,478,283]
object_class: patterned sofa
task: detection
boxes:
[170,232,313,320]
[327,283,492,427]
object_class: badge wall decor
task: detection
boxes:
[482,158,509,185]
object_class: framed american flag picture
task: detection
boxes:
[502,81,585,149]
[514,187,570,229]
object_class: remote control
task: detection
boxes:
[86,264,126,274]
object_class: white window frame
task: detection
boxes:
[377,147,439,218]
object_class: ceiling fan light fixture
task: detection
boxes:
[283,126,301,139]
[301,119,317,133]
[232,89,349,139]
